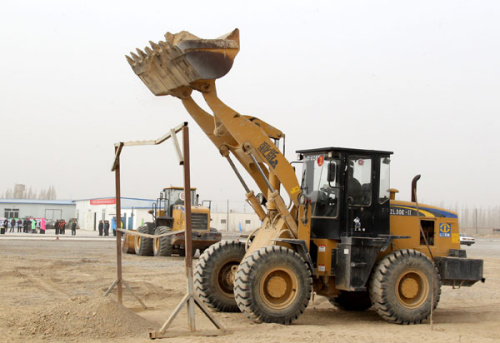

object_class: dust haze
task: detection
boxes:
[1,1,499,210]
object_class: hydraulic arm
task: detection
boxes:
[127,29,303,246]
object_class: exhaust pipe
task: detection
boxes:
[411,174,421,203]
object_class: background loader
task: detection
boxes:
[126,29,484,325]
[131,187,221,257]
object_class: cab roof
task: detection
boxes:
[297,147,393,156]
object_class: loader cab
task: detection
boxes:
[298,147,393,240]
[153,187,197,227]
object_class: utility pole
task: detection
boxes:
[475,208,478,234]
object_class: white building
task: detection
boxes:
[0,197,262,233]
[0,199,75,221]
[74,197,155,231]
[211,212,261,232]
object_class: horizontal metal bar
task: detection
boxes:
[117,228,185,239]
[111,122,187,171]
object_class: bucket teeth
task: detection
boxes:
[127,29,240,97]
[149,41,160,52]
[130,52,141,62]
[136,48,147,58]
[125,55,135,66]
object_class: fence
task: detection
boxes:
[454,207,500,235]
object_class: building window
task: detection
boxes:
[245,220,251,224]
[221,219,227,224]
[4,209,19,218]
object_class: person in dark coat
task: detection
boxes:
[71,220,77,236]
[10,218,15,233]
[98,220,104,236]
[54,220,60,235]
[24,219,30,233]
[104,220,110,236]
[17,219,22,233]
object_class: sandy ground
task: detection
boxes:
[0,230,498,343]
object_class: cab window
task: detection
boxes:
[347,157,372,206]
[301,155,339,218]
[379,157,390,204]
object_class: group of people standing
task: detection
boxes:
[0,218,78,235]
[53,219,78,236]
[2,218,43,234]
[98,220,111,236]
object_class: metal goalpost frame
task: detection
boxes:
[108,122,227,339]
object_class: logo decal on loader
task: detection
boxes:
[439,223,451,237]
[258,142,279,169]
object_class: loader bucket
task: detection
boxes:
[126,29,240,96]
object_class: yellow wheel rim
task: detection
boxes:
[396,268,429,309]
[260,266,299,310]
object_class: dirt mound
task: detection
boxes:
[21,296,155,340]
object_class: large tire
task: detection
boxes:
[194,241,246,312]
[153,226,172,257]
[234,245,312,324]
[329,291,372,311]
[134,225,154,256]
[369,249,441,324]
[122,233,136,254]
[179,247,198,258]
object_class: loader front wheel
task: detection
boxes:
[134,225,154,256]
[194,241,246,312]
[369,249,441,324]
[153,226,172,257]
[234,246,312,324]
[329,291,372,311]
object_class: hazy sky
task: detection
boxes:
[1,0,499,209]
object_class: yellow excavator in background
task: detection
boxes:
[126,29,484,325]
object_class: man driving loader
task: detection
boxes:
[347,160,367,205]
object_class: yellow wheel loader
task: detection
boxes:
[134,187,221,257]
[126,29,484,325]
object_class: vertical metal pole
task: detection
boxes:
[114,145,123,304]
[182,125,195,331]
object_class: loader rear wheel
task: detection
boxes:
[194,241,246,312]
[234,246,312,324]
[134,225,154,256]
[329,291,372,311]
[369,249,441,324]
[153,226,172,257]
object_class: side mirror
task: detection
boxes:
[327,162,337,183]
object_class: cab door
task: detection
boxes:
[346,156,374,235]
[302,155,342,239]
[346,155,391,237]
